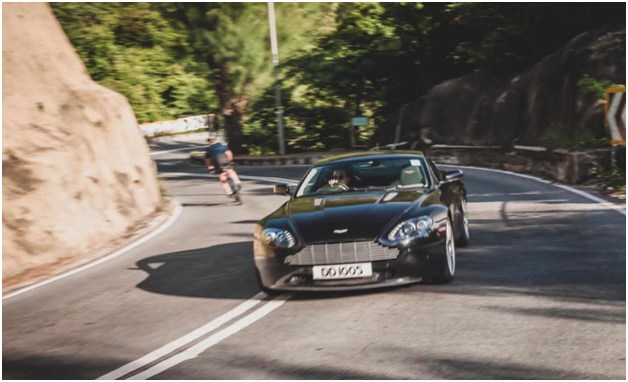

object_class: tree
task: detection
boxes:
[51,2,217,122]
[448,3,626,71]
[167,3,333,154]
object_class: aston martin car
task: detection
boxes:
[254,151,469,292]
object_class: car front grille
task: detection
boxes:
[284,241,399,265]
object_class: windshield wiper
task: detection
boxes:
[395,184,426,189]
[352,186,388,192]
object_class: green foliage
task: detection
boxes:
[540,124,610,150]
[567,132,610,150]
[447,3,625,71]
[577,75,613,99]
[539,126,564,151]
[158,3,333,153]
[248,82,350,154]
[51,2,217,122]
[51,2,625,151]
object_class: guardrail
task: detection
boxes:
[139,115,208,137]
[183,133,618,185]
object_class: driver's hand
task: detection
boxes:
[328,178,338,186]
[207,166,214,171]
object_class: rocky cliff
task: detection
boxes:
[2,3,163,283]
[398,28,625,146]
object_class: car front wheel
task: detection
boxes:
[425,218,455,284]
[455,198,470,247]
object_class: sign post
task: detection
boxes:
[605,86,626,168]
[605,86,626,145]
[267,2,285,155]
[351,117,368,148]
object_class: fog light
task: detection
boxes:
[288,275,305,285]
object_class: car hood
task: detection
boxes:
[286,189,432,243]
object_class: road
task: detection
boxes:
[3,138,626,379]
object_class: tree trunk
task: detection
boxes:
[212,67,248,154]
[223,97,248,154]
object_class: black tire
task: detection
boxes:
[227,177,243,205]
[261,286,279,297]
[426,219,455,284]
[233,191,243,205]
[455,198,470,247]
[255,270,279,296]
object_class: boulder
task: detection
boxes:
[2,4,162,282]
[399,28,625,146]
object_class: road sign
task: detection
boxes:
[351,117,368,126]
[605,87,626,145]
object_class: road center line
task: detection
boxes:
[98,292,270,380]
[127,293,293,380]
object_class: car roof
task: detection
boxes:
[314,150,426,166]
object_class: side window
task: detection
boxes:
[427,158,442,183]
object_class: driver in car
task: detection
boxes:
[327,168,351,190]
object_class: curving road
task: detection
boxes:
[3,138,625,379]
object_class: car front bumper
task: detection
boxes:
[254,239,447,292]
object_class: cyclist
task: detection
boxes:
[204,134,242,197]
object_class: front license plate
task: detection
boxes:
[312,262,373,280]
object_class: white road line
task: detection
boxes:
[445,165,626,216]
[553,184,626,216]
[3,204,184,301]
[128,294,292,380]
[98,293,268,380]
[150,145,208,156]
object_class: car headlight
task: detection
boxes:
[262,228,296,248]
[387,216,433,242]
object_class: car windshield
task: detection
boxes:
[295,157,431,197]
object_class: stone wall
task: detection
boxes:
[426,146,615,184]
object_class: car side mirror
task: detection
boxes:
[273,183,291,195]
[442,169,463,182]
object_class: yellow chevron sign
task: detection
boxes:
[605,86,626,145]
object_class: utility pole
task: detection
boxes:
[267,2,285,155]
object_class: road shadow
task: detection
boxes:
[135,205,626,305]
[180,202,223,207]
[159,343,624,380]
[396,210,625,305]
[2,353,123,380]
[232,220,259,224]
[139,167,626,306]
[135,242,260,300]
[134,242,418,301]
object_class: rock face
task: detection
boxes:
[398,28,625,146]
[2,4,163,282]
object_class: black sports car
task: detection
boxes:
[254,151,469,292]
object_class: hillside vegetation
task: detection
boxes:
[51,3,625,153]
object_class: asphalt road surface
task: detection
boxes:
[3,138,626,379]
